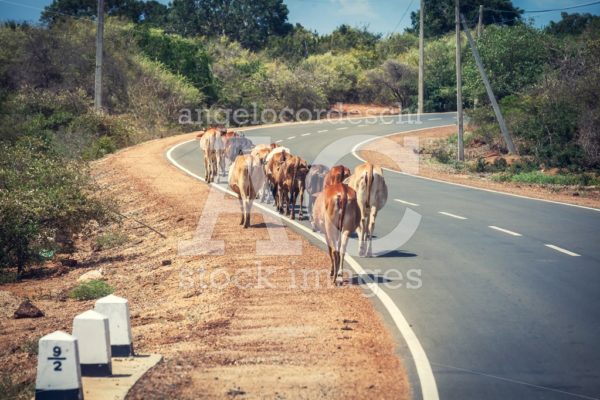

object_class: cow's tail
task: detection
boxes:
[365,163,374,209]
[336,185,348,240]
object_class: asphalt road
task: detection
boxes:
[168,113,600,400]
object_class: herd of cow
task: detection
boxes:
[196,127,388,283]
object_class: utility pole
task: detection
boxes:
[461,14,517,154]
[418,0,425,115]
[455,0,464,161]
[94,0,104,111]
[477,5,483,38]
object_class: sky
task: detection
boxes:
[0,0,599,35]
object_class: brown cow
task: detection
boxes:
[281,156,309,220]
[347,163,388,257]
[266,147,291,211]
[312,183,361,284]
[323,165,351,187]
[228,154,266,228]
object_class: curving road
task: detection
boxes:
[167,113,600,400]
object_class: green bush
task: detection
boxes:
[94,230,128,250]
[491,171,599,186]
[0,374,34,400]
[20,339,38,355]
[69,280,114,301]
[83,136,117,160]
[134,26,216,102]
[0,138,112,277]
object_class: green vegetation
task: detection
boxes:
[95,230,129,250]
[0,138,111,277]
[0,374,34,400]
[491,171,600,186]
[408,0,523,38]
[1,1,598,277]
[20,339,39,356]
[69,280,114,300]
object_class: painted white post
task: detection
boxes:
[35,331,83,400]
[95,294,134,357]
[72,310,112,376]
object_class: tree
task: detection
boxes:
[463,24,548,105]
[408,0,523,38]
[265,24,320,64]
[376,32,418,60]
[319,24,381,53]
[366,60,417,107]
[302,52,362,103]
[40,0,168,25]
[167,0,292,50]
[545,12,600,36]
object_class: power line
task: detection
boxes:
[484,0,600,15]
[0,0,95,22]
[389,0,416,34]
[524,0,600,14]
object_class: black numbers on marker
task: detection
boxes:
[48,345,66,372]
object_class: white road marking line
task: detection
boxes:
[428,117,442,121]
[544,244,581,257]
[350,126,600,213]
[488,226,522,237]
[336,127,348,130]
[439,211,467,220]
[287,136,296,140]
[275,139,283,143]
[358,124,369,127]
[318,129,328,133]
[166,139,440,400]
[394,199,419,207]
[301,132,312,136]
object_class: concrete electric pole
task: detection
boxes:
[455,0,464,161]
[477,4,483,38]
[94,0,104,111]
[461,14,517,154]
[418,0,425,114]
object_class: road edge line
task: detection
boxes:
[165,139,440,400]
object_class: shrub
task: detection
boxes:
[94,230,128,250]
[301,52,362,103]
[0,374,34,400]
[69,280,114,301]
[134,25,216,102]
[20,339,38,355]
[491,171,599,186]
[0,138,112,277]
[82,136,117,160]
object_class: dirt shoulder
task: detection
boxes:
[0,133,409,399]
[358,126,600,209]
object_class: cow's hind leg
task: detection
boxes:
[238,196,244,225]
[245,199,253,228]
[366,207,378,257]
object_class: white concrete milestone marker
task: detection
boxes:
[94,294,134,357]
[72,310,112,377]
[35,330,83,400]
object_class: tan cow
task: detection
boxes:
[312,183,361,284]
[228,154,266,228]
[251,144,275,202]
[347,163,388,257]
[198,127,226,183]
